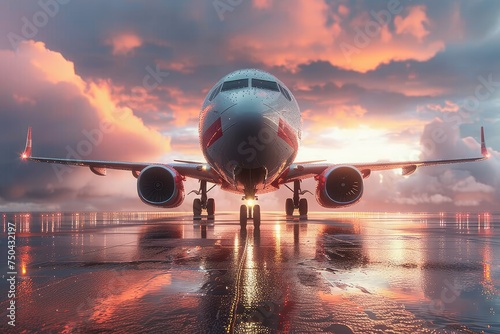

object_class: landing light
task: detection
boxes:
[246,199,255,207]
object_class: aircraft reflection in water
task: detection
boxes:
[0,212,498,333]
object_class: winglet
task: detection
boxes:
[481,126,489,158]
[21,127,32,159]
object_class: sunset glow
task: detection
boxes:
[1,1,498,212]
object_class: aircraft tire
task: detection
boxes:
[299,198,308,217]
[193,198,202,219]
[207,198,215,217]
[285,198,294,216]
[240,204,247,228]
[253,205,261,228]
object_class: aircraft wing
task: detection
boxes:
[279,127,490,183]
[21,127,222,183]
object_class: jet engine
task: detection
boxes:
[137,165,185,208]
[316,166,364,208]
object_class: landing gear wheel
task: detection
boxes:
[253,205,261,228]
[207,198,215,218]
[191,180,217,220]
[299,198,308,218]
[240,205,247,228]
[285,198,294,216]
[193,198,202,219]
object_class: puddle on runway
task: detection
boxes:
[1,211,499,333]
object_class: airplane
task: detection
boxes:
[21,69,490,228]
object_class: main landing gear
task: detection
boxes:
[239,197,261,229]
[285,180,311,219]
[190,180,216,220]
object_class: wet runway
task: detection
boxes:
[1,211,499,333]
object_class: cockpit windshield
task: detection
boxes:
[221,79,249,92]
[219,78,288,99]
[252,79,279,92]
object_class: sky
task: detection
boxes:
[0,0,499,212]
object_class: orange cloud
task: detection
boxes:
[0,40,177,211]
[112,85,161,113]
[2,41,170,168]
[85,80,171,157]
[157,86,201,127]
[156,58,195,74]
[227,0,339,70]
[338,36,444,73]
[422,101,460,113]
[303,104,368,129]
[394,6,430,42]
[226,1,445,73]
[169,104,200,127]
[253,0,273,9]
[105,32,143,55]
[338,4,350,17]
[19,41,85,88]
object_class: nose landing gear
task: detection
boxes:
[240,196,260,228]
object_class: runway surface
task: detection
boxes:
[1,211,499,333]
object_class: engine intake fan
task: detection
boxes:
[316,165,364,208]
[137,165,184,208]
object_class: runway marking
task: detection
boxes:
[227,230,249,333]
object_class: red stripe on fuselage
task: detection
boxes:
[278,118,298,150]
[203,118,223,148]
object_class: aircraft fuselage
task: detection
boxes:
[199,69,301,199]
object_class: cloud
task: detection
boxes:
[105,32,143,55]
[1,1,500,212]
[451,175,495,194]
[363,120,500,211]
[253,0,273,10]
[394,6,430,42]
[0,41,170,211]
[303,104,367,128]
[221,1,446,72]
[394,193,452,206]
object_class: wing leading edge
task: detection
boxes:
[21,127,221,183]
[280,127,490,183]
[20,127,490,186]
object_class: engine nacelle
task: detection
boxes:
[137,165,184,208]
[316,165,364,208]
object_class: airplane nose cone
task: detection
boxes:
[221,101,277,170]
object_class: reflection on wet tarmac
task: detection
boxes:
[1,211,499,333]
